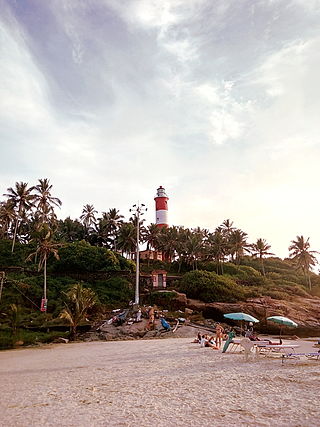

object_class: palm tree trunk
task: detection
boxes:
[260,257,265,276]
[307,271,311,291]
[44,256,47,300]
[11,217,19,253]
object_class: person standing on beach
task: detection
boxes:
[215,323,224,349]
[148,306,155,330]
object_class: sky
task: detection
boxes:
[1,0,320,260]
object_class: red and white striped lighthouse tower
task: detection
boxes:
[154,186,169,228]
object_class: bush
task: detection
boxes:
[178,270,246,302]
[0,239,30,268]
[148,291,178,310]
[0,329,69,350]
[53,241,122,273]
[90,277,133,305]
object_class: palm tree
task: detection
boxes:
[60,283,97,340]
[33,178,62,225]
[219,219,235,235]
[100,208,124,250]
[55,217,85,242]
[143,223,160,251]
[80,204,97,238]
[288,235,318,290]
[251,238,274,276]
[116,222,137,258]
[0,200,16,239]
[4,182,35,252]
[157,226,179,262]
[26,226,61,306]
[185,231,204,270]
[173,226,189,272]
[228,229,251,264]
[207,230,227,274]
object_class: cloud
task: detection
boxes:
[1,0,320,259]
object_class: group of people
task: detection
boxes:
[194,323,225,350]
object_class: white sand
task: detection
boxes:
[0,338,319,426]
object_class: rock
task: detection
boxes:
[54,337,69,344]
[184,296,320,336]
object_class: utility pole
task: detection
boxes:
[130,203,147,305]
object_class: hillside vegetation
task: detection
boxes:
[1,179,320,348]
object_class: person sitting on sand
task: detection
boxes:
[206,335,219,350]
[200,334,208,347]
[192,331,202,343]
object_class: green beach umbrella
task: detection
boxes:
[267,316,298,340]
[224,312,259,323]
[223,312,259,336]
[267,316,298,328]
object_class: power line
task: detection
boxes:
[6,279,40,310]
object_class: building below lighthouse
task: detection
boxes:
[154,186,169,228]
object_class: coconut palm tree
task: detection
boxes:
[80,204,97,239]
[143,223,161,250]
[0,200,16,239]
[157,226,179,263]
[4,182,36,252]
[219,219,235,235]
[251,238,274,276]
[26,225,61,307]
[100,208,124,250]
[55,217,85,242]
[288,235,318,290]
[116,222,137,258]
[33,178,62,225]
[60,283,96,340]
[185,231,204,270]
[207,230,227,274]
[228,229,251,264]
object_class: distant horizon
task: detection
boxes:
[1,1,320,261]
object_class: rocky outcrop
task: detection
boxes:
[185,295,320,336]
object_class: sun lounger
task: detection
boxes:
[226,339,270,352]
[257,344,300,357]
[281,351,320,363]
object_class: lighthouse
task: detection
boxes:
[154,186,169,228]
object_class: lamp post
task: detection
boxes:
[129,203,147,305]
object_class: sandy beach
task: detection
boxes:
[0,337,319,427]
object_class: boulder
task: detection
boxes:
[54,337,69,344]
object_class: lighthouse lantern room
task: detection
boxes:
[154,186,169,228]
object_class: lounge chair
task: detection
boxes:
[282,351,320,363]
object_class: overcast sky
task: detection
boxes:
[1,0,320,259]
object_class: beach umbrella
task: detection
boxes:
[267,316,298,327]
[223,312,259,336]
[224,312,260,323]
[267,316,298,340]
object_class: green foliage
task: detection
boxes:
[90,277,133,305]
[0,329,69,350]
[53,241,123,273]
[115,253,135,272]
[148,291,178,310]
[0,239,30,267]
[60,283,97,339]
[178,270,246,302]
